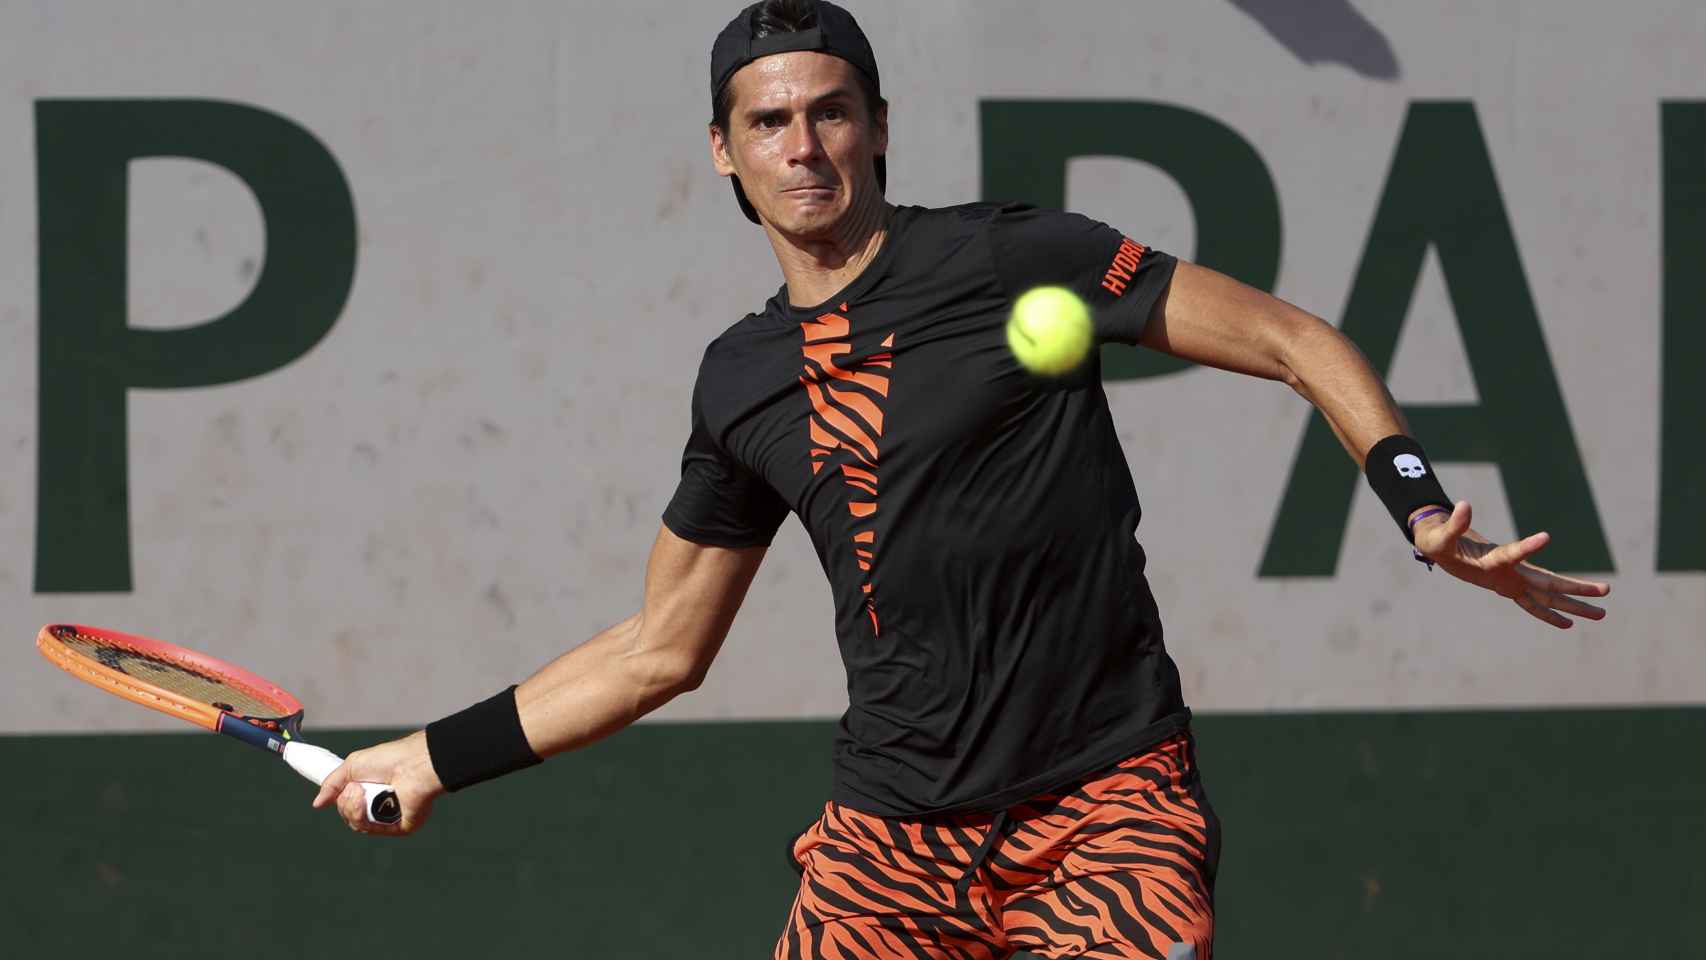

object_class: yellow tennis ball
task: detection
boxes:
[1007,286,1092,375]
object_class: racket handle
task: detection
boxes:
[281,741,403,825]
[358,781,403,825]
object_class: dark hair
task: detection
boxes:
[710,0,886,132]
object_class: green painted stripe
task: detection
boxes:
[7,708,1703,958]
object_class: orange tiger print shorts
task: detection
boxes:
[775,733,1220,960]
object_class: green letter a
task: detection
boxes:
[1260,102,1613,576]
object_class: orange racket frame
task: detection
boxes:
[36,623,400,824]
[36,623,303,740]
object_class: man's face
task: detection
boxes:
[710,51,888,237]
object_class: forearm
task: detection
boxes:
[511,612,694,759]
[1144,263,1410,466]
[418,530,759,795]
[1274,310,1411,468]
[1147,264,1444,526]
[1281,324,1461,529]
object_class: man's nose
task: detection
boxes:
[784,115,823,163]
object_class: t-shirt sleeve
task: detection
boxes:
[660,372,789,549]
[987,203,1178,345]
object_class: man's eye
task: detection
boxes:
[758,115,785,129]
[821,107,846,122]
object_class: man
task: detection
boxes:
[315,2,1612,957]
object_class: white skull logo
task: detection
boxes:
[1393,453,1426,479]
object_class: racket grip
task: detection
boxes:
[359,781,403,825]
[282,741,403,825]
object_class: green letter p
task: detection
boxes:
[35,100,357,592]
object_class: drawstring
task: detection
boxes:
[954,810,1011,894]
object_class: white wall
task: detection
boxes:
[1,1,1700,732]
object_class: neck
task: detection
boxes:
[766,197,894,307]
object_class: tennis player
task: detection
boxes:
[315,2,1612,957]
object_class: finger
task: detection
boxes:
[1521,565,1612,598]
[1444,500,1472,539]
[312,763,351,809]
[337,782,398,835]
[1540,592,1607,620]
[1415,500,1471,556]
[1486,530,1550,568]
[341,781,405,836]
[336,782,368,831]
[1516,592,1572,629]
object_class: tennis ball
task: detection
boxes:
[1007,286,1093,375]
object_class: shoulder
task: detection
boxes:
[984,203,1135,272]
[875,202,1015,281]
[687,292,791,419]
[984,202,1113,242]
[699,291,788,368]
[907,202,1116,259]
[895,200,1013,239]
[977,203,1174,312]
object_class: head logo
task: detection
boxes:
[1394,453,1426,478]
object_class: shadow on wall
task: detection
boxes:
[1227,0,1400,80]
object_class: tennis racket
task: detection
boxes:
[36,623,400,824]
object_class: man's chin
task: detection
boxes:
[767,208,842,239]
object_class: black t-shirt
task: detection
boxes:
[663,202,1188,816]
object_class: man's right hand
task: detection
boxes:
[311,729,445,837]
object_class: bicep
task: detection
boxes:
[635,523,768,680]
[1138,260,1323,383]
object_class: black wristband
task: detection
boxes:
[1364,435,1452,543]
[425,685,542,792]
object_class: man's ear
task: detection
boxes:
[709,123,737,178]
[873,101,889,157]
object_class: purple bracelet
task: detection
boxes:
[1408,506,1452,569]
[1408,506,1451,529]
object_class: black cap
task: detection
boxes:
[710,1,886,224]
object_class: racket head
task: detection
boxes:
[36,624,304,740]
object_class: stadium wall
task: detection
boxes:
[2,2,1701,955]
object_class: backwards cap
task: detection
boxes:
[710,0,886,224]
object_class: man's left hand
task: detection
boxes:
[1411,501,1611,629]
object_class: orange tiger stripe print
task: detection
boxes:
[800,303,894,636]
[776,735,1219,959]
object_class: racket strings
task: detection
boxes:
[53,628,285,718]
